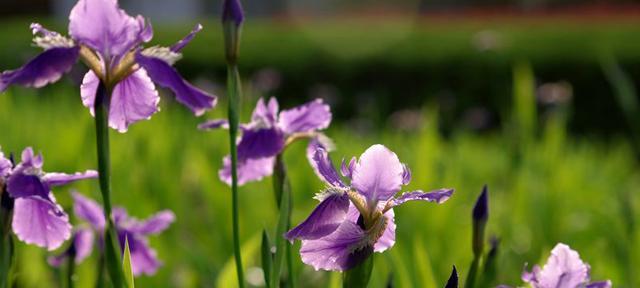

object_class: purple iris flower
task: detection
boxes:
[51,192,175,276]
[284,144,454,271]
[0,147,97,250]
[199,97,332,185]
[520,243,611,288]
[0,0,217,133]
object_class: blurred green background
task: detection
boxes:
[2,0,640,287]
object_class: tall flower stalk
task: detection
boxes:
[221,0,245,286]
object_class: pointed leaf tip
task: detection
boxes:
[472,185,488,222]
[444,266,458,288]
[123,237,135,288]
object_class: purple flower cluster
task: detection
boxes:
[49,192,174,276]
[285,144,453,271]
[199,97,332,185]
[0,147,96,250]
[0,0,216,132]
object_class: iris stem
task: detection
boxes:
[0,188,14,288]
[226,63,245,288]
[93,82,125,288]
[342,252,374,288]
[272,154,294,287]
[66,248,76,288]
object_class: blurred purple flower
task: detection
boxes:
[0,0,217,133]
[222,0,245,26]
[285,144,453,271]
[51,192,175,276]
[199,97,333,185]
[521,243,611,288]
[0,147,97,250]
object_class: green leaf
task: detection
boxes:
[123,237,135,288]
[413,237,437,288]
[261,229,272,288]
[215,233,261,288]
[270,155,292,288]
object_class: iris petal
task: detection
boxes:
[0,47,79,92]
[278,98,331,134]
[12,197,71,250]
[351,144,404,202]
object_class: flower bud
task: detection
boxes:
[445,266,458,288]
[222,0,244,63]
[472,185,489,256]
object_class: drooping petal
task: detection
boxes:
[81,69,160,133]
[171,24,203,52]
[12,197,71,250]
[69,0,148,57]
[351,144,404,202]
[0,47,79,93]
[48,228,95,267]
[73,192,106,230]
[285,193,349,242]
[7,172,49,199]
[299,221,370,272]
[390,189,454,207]
[219,156,275,186]
[308,146,345,188]
[373,209,395,252]
[119,232,162,276]
[135,53,216,116]
[278,99,332,134]
[250,98,279,127]
[586,281,612,288]
[43,170,98,186]
[130,210,175,235]
[198,119,229,130]
[237,128,285,160]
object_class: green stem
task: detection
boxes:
[343,252,374,288]
[271,154,292,288]
[464,257,480,288]
[226,64,245,288]
[93,82,124,288]
[95,252,105,288]
[67,248,76,288]
[0,185,14,288]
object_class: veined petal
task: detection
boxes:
[81,69,160,133]
[69,0,148,57]
[390,189,454,207]
[130,210,175,235]
[535,243,590,288]
[351,144,404,202]
[171,24,203,52]
[237,128,285,160]
[12,197,71,250]
[308,146,345,188]
[43,170,98,186]
[285,192,349,242]
[278,99,331,134]
[73,192,106,230]
[136,54,216,116]
[0,47,79,93]
[219,156,275,186]
[299,221,370,272]
[198,119,229,130]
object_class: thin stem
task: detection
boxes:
[67,248,76,288]
[271,154,292,288]
[464,257,480,288]
[227,63,245,288]
[93,82,124,288]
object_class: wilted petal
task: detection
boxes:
[43,170,98,186]
[0,47,79,92]
[171,24,203,52]
[351,144,404,202]
[69,0,147,57]
[130,210,175,235]
[73,192,106,230]
[278,99,331,134]
[12,197,71,250]
[587,281,612,288]
[219,156,274,186]
[237,128,284,160]
[308,146,345,188]
[285,193,349,241]
[198,119,228,130]
[391,189,454,207]
[299,221,370,271]
[136,54,216,116]
[81,69,160,133]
